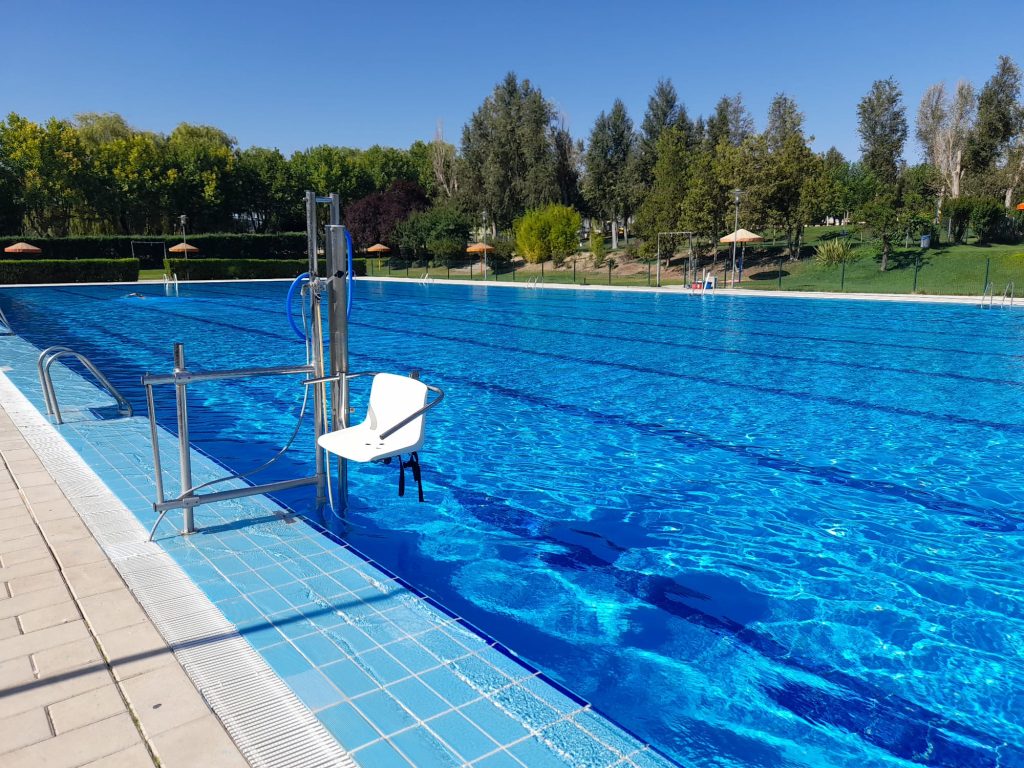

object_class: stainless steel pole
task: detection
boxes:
[731,190,740,288]
[326,224,350,514]
[307,191,327,510]
[173,343,195,534]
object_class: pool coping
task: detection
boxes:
[0,275,1010,307]
[0,373,357,768]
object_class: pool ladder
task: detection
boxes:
[37,346,133,424]
[981,281,1015,309]
[163,272,179,297]
[0,306,12,335]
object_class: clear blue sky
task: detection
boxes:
[2,0,1020,163]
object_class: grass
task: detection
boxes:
[741,240,1024,295]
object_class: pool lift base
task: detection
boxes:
[142,191,444,538]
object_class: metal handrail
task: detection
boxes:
[0,306,12,335]
[981,281,994,308]
[1003,281,1015,308]
[37,346,133,424]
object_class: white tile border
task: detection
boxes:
[0,373,356,768]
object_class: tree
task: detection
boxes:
[707,94,754,148]
[634,120,698,238]
[461,72,559,233]
[233,147,294,232]
[552,122,583,209]
[636,80,683,189]
[0,114,88,236]
[800,148,849,226]
[917,81,975,205]
[344,180,429,249]
[765,93,805,152]
[289,145,372,211]
[395,203,471,265]
[857,79,908,269]
[165,123,237,232]
[680,144,728,247]
[358,145,419,193]
[965,56,1022,180]
[583,99,635,249]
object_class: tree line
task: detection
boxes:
[2,57,1022,272]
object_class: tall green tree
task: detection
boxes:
[0,114,88,236]
[857,78,908,270]
[636,80,684,189]
[583,99,635,249]
[233,147,294,232]
[289,145,372,211]
[707,94,754,148]
[460,73,559,233]
[165,123,237,232]
[634,119,698,238]
[965,56,1021,185]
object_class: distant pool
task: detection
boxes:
[2,280,1023,767]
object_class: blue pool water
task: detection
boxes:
[2,280,1023,767]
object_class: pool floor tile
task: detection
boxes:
[350,689,419,736]
[283,668,343,711]
[322,658,379,698]
[390,725,463,767]
[386,676,452,720]
[318,701,382,751]
[426,711,502,763]
[353,738,415,768]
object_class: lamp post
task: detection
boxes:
[179,214,189,262]
[730,189,741,288]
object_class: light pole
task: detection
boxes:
[179,214,189,262]
[730,189,741,288]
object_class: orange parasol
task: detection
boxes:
[3,242,42,255]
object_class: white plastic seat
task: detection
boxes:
[317,373,428,462]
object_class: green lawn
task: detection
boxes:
[139,268,165,281]
[741,241,1024,295]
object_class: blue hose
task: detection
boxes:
[344,229,354,319]
[285,272,309,340]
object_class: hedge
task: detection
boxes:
[0,259,139,284]
[165,258,306,280]
[165,258,367,280]
[0,233,307,268]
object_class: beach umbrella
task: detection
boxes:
[466,242,495,275]
[719,229,763,285]
[367,243,390,269]
[718,229,764,244]
[1016,202,1024,210]
[168,242,199,261]
[3,242,42,255]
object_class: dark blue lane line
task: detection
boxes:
[356,302,1024,390]
[368,284,1024,360]
[417,365,1022,531]
[354,318,1024,436]
[40,286,1024,529]
[367,417,1016,768]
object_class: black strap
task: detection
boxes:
[395,452,425,502]
[409,451,425,503]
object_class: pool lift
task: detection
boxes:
[143,191,444,539]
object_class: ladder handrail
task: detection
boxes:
[37,346,133,424]
[0,306,11,335]
[981,281,994,309]
[1003,281,1014,308]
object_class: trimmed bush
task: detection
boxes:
[166,258,313,280]
[0,259,139,284]
[0,233,307,269]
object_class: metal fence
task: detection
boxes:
[360,249,1024,300]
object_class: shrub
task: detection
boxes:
[166,258,315,280]
[515,204,581,266]
[0,259,139,284]
[969,198,1007,243]
[814,238,856,267]
[589,229,607,268]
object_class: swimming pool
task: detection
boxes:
[2,280,1023,767]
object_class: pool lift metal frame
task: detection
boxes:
[142,191,443,536]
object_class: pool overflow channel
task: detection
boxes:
[137,190,444,538]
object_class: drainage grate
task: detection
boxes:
[0,375,358,768]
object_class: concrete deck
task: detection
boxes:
[0,408,249,768]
